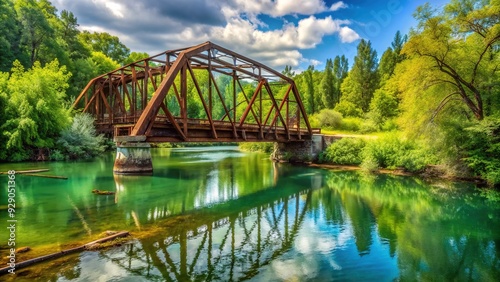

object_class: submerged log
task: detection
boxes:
[0,231,130,276]
[92,189,116,195]
[20,173,68,179]
[0,169,49,175]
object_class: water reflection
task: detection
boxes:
[1,148,500,281]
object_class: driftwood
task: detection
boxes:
[20,173,68,180]
[0,169,49,175]
[92,189,115,195]
[0,231,130,276]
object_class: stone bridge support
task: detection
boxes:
[272,134,324,162]
[113,136,153,174]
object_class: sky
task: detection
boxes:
[51,0,449,72]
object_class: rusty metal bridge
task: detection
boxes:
[72,41,316,143]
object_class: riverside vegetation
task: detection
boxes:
[0,0,498,186]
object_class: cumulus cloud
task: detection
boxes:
[51,0,359,69]
[232,0,347,17]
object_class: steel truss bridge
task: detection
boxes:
[73,41,316,143]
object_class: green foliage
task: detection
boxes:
[338,117,363,132]
[361,134,430,172]
[322,138,366,165]
[79,30,130,64]
[56,113,106,160]
[311,109,343,129]
[340,39,379,112]
[367,88,399,129]
[462,116,500,186]
[239,142,274,153]
[0,0,22,71]
[320,59,336,109]
[334,100,363,118]
[2,60,71,161]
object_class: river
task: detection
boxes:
[0,146,499,281]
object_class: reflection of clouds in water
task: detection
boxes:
[171,147,246,163]
[267,216,353,280]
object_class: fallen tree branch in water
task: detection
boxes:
[0,169,49,174]
[0,231,130,276]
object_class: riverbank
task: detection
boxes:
[304,162,488,186]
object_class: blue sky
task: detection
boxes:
[52,0,449,72]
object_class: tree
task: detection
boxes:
[403,0,500,120]
[0,0,23,71]
[281,65,295,78]
[333,55,348,105]
[15,0,58,67]
[321,59,335,108]
[304,65,317,114]
[124,52,150,65]
[58,10,89,61]
[341,39,379,112]
[79,31,130,64]
[56,113,106,160]
[2,60,71,161]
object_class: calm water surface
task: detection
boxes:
[0,146,499,281]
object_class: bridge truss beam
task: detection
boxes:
[73,42,315,143]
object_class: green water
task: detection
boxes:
[1,146,499,281]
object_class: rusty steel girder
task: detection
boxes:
[72,41,315,142]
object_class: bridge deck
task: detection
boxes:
[97,116,319,143]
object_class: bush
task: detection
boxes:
[462,116,500,186]
[334,100,363,118]
[338,117,363,132]
[322,138,366,165]
[56,113,106,160]
[310,109,343,129]
[361,133,429,172]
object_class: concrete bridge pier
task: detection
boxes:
[272,134,324,163]
[113,136,153,174]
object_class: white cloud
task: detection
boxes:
[51,0,360,69]
[330,1,348,11]
[208,15,358,67]
[339,26,361,43]
[232,0,347,17]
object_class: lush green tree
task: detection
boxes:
[341,39,379,112]
[58,10,89,61]
[462,116,500,186]
[124,52,151,65]
[0,0,23,71]
[55,113,106,160]
[333,55,348,105]
[321,59,335,109]
[79,31,130,64]
[0,73,9,159]
[304,65,317,114]
[87,51,120,75]
[403,0,500,120]
[281,65,295,78]
[367,88,399,129]
[2,60,71,161]
[15,0,53,66]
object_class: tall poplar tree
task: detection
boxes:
[321,59,335,109]
[340,39,379,112]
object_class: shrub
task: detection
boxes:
[462,116,500,186]
[56,113,106,160]
[323,138,366,165]
[361,133,429,172]
[334,100,364,117]
[338,117,363,132]
[310,109,343,129]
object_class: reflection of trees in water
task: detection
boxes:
[99,190,312,281]
[324,171,500,280]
